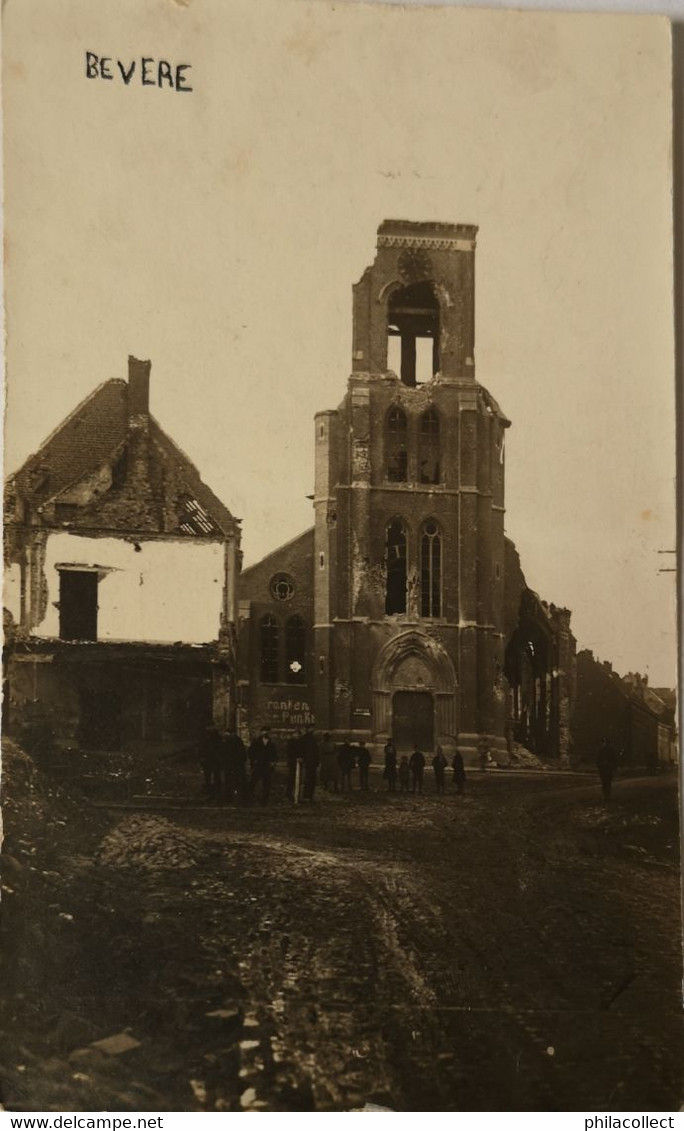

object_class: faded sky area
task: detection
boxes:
[3,0,676,685]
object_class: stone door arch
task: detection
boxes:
[371,630,457,750]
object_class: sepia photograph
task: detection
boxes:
[1,0,680,1114]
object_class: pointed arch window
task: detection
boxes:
[385,518,408,615]
[419,407,441,485]
[260,614,280,683]
[386,406,408,483]
[286,615,307,684]
[420,520,442,618]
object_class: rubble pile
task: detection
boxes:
[96,815,200,871]
[505,743,546,770]
[2,740,52,845]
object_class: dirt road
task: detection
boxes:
[2,750,681,1111]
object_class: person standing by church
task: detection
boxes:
[301,725,320,801]
[356,740,371,790]
[452,749,466,795]
[383,739,398,792]
[409,745,425,794]
[320,732,339,792]
[432,746,448,795]
[338,739,355,792]
[248,727,278,804]
[285,729,303,802]
[225,726,247,802]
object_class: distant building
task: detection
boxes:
[238,220,575,761]
[572,651,677,767]
[4,357,241,754]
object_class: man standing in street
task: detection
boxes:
[596,737,619,801]
[383,739,398,792]
[357,740,371,790]
[432,746,448,795]
[338,739,355,793]
[320,732,340,792]
[200,723,223,800]
[301,725,320,801]
[248,727,278,804]
[224,726,247,802]
[286,729,303,802]
[452,749,466,795]
[409,745,426,794]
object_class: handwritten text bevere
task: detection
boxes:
[85,52,193,91]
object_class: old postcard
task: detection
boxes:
[1,0,679,1114]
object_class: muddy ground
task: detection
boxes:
[1,741,682,1112]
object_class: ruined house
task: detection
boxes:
[4,357,241,754]
[572,651,677,768]
[239,220,575,761]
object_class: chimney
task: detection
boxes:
[128,356,151,420]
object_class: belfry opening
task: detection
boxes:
[387,281,440,386]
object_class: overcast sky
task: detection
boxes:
[3,0,677,685]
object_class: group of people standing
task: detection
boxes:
[199,724,277,804]
[287,729,372,801]
[201,724,629,808]
[200,725,468,805]
[382,741,466,796]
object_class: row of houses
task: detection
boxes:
[3,222,677,766]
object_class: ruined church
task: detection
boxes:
[239,221,576,762]
[3,220,576,765]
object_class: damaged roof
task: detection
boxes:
[6,376,238,539]
[8,379,129,507]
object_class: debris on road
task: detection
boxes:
[96,815,200,870]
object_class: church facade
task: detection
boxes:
[238,221,575,762]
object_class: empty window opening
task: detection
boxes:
[59,569,99,641]
[286,615,306,684]
[260,614,280,683]
[179,495,218,536]
[420,520,442,618]
[419,407,441,485]
[387,282,440,387]
[385,519,408,615]
[387,335,402,377]
[386,406,408,483]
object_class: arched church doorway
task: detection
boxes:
[371,630,457,752]
[392,690,434,752]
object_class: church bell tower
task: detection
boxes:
[314,220,511,762]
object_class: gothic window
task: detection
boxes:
[420,520,442,618]
[387,282,440,387]
[386,406,408,483]
[260,614,280,683]
[285,615,306,684]
[385,518,408,615]
[419,407,441,485]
